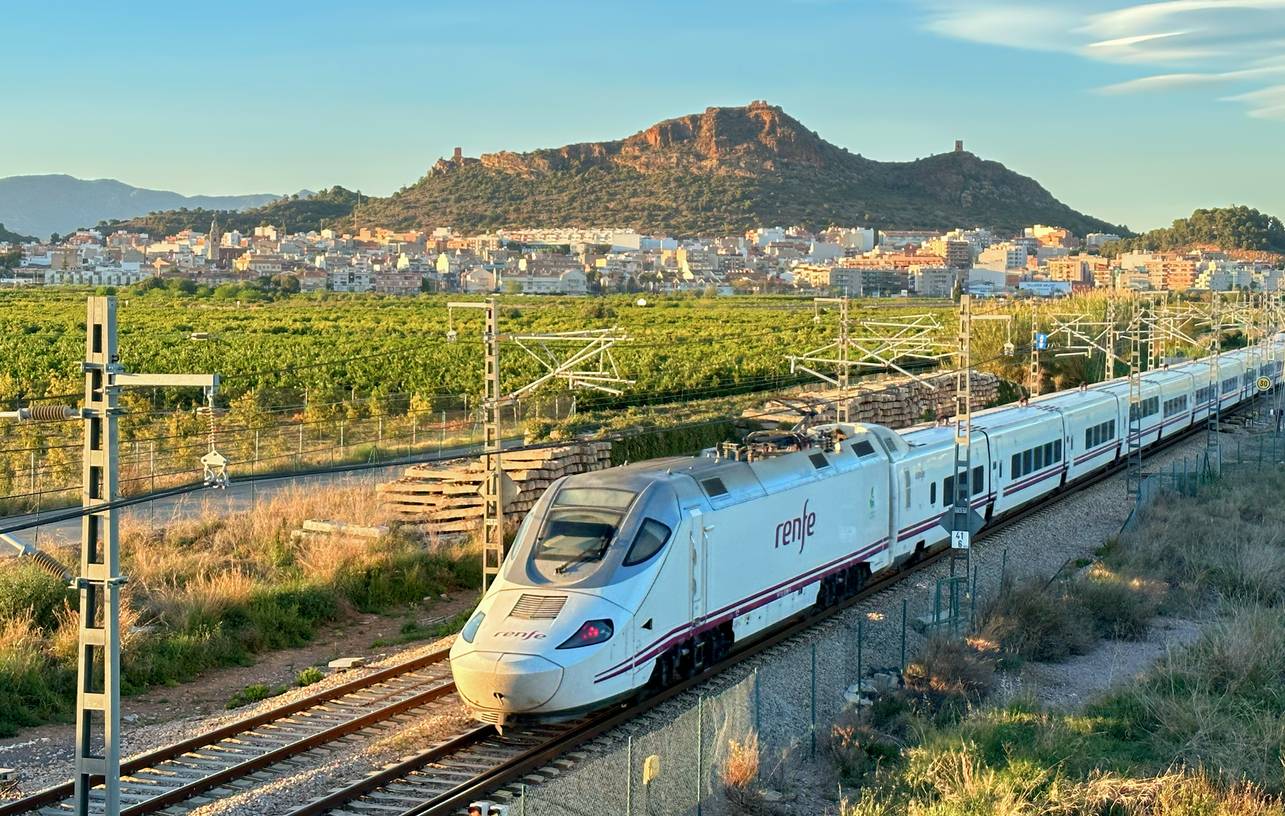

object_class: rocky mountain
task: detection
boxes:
[0,175,282,239]
[349,101,1124,236]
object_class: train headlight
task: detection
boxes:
[460,611,485,644]
[557,619,614,649]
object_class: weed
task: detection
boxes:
[296,666,325,687]
[720,733,764,812]
[370,609,472,648]
[226,682,287,709]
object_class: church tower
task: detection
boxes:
[206,216,220,263]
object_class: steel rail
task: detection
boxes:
[1,648,453,815]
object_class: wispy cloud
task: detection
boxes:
[919,0,1285,120]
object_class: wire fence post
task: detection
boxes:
[626,734,633,816]
[900,598,908,668]
[810,642,817,759]
[753,667,761,738]
[695,695,703,816]
[297,422,304,468]
[856,618,864,690]
[971,566,979,624]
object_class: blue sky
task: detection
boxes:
[3,0,1283,231]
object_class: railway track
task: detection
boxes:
[1,648,457,816]
[5,413,1245,816]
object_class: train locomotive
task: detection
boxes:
[449,338,1285,727]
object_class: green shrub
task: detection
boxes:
[0,562,71,631]
[1074,570,1158,640]
[903,638,995,722]
[0,629,74,736]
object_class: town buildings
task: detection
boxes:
[4,218,1280,300]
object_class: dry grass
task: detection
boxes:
[0,481,479,731]
[903,637,995,704]
[1116,468,1285,609]
[721,733,760,790]
[842,746,1285,816]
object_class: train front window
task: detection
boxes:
[537,509,622,574]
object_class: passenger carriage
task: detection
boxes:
[1091,377,1164,449]
[894,424,991,558]
[1029,387,1121,480]
[1148,368,1197,440]
[967,404,1065,516]
[1170,359,1218,425]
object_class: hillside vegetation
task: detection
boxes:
[1107,205,1285,257]
[0,222,34,243]
[100,187,359,236]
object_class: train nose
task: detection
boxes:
[452,651,564,711]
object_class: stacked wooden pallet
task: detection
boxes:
[751,372,1004,430]
[377,442,613,534]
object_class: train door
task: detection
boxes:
[688,508,708,625]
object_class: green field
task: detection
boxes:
[0,289,956,509]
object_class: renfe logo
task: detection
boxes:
[774,499,817,553]
[495,631,546,640]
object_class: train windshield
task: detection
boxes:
[534,487,636,575]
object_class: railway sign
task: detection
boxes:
[950,530,971,550]
[1034,332,1049,351]
[1257,375,1272,393]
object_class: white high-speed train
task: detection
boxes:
[450,338,1285,727]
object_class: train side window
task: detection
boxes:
[944,475,954,504]
[1011,453,1021,478]
[1054,440,1062,462]
[853,440,876,457]
[930,481,937,505]
[972,465,983,495]
[623,519,671,566]
[1109,420,1115,437]
[1023,449,1033,473]
[701,477,728,497]
[1034,446,1044,469]
[1085,428,1093,448]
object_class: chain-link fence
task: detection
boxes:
[0,393,577,517]
[1122,425,1285,535]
